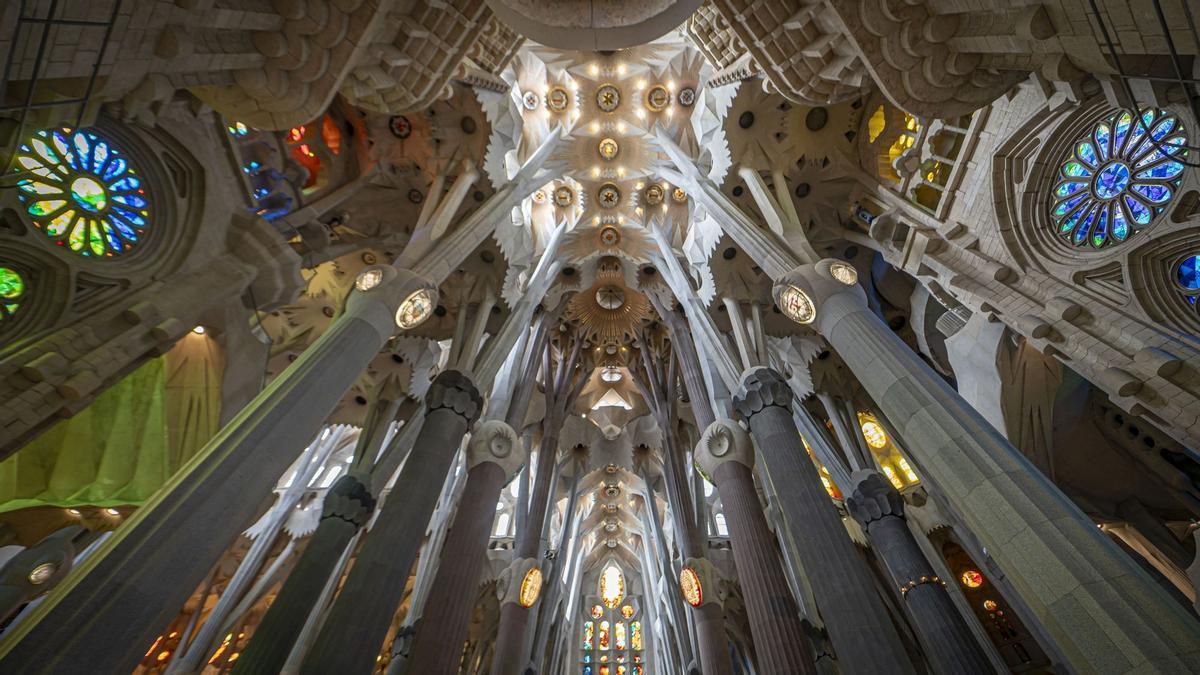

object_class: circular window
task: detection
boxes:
[1049,108,1187,247]
[645,85,670,112]
[15,128,150,258]
[596,85,621,113]
[1174,253,1200,307]
[0,266,25,322]
[546,87,570,113]
[643,184,664,205]
[522,91,540,111]
[597,183,621,208]
[553,185,575,207]
[389,115,412,139]
[678,87,696,107]
[598,138,619,161]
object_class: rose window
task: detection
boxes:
[1050,108,1187,247]
[14,128,150,258]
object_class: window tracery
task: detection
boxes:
[1050,108,1187,247]
[14,128,150,258]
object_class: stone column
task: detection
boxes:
[299,370,483,675]
[775,260,1200,671]
[846,470,993,674]
[403,421,524,674]
[0,267,435,674]
[230,472,376,675]
[696,420,815,675]
[734,367,916,673]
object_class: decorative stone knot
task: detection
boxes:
[467,419,524,478]
[321,472,376,528]
[845,470,906,528]
[424,369,483,424]
[732,367,794,420]
[898,575,945,598]
[694,419,754,477]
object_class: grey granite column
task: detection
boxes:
[299,370,482,675]
[404,421,523,674]
[230,472,376,675]
[696,420,816,675]
[734,367,915,673]
[846,470,993,674]
[776,259,1200,671]
[0,267,435,674]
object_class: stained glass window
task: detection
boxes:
[583,621,594,650]
[590,604,604,619]
[13,128,150,257]
[583,667,592,675]
[630,621,642,651]
[1175,254,1200,306]
[0,266,25,321]
[614,622,626,650]
[600,563,624,609]
[1050,108,1188,247]
[598,621,610,650]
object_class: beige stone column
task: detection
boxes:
[774,259,1200,672]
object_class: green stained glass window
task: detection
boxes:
[0,266,23,320]
[12,128,150,258]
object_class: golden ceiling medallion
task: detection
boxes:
[554,185,575,207]
[671,187,688,203]
[598,137,619,161]
[596,84,620,113]
[533,189,547,204]
[565,261,651,345]
[645,85,671,112]
[597,183,621,208]
[644,184,664,205]
[522,91,540,111]
[546,86,570,113]
[599,226,621,247]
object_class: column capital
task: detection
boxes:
[321,472,376,528]
[425,369,483,424]
[771,259,868,330]
[695,419,754,477]
[467,420,524,479]
[732,367,793,420]
[845,469,906,528]
[345,265,439,337]
[496,557,542,608]
[680,557,724,609]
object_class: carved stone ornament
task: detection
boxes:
[425,369,483,424]
[694,418,754,477]
[467,419,524,478]
[845,469,907,528]
[321,472,377,528]
[732,367,794,420]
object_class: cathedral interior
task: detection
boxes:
[2,1,1200,673]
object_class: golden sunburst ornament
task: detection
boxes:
[598,138,619,161]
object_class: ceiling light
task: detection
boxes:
[192,326,206,335]
[355,268,384,292]
[104,508,121,517]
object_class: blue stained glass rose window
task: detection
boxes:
[1050,108,1187,248]
[1175,254,1200,306]
[11,128,150,258]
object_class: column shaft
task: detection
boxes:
[405,462,506,674]
[713,461,815,674]
[847,472,992,674]
[735,371,915,673]
[231,474,374,674]
[819,291,1200,670]
[489,427,559,675]
[0,299,398,674]
[300,371,481,675]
